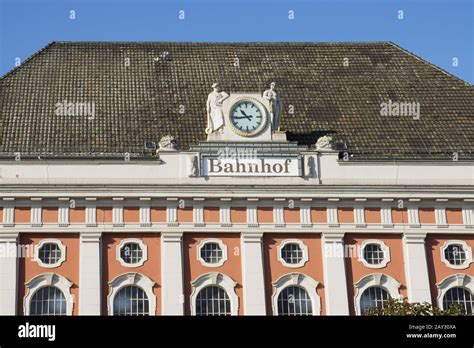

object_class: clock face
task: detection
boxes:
[230,100,264,135]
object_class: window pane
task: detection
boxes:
[443,287,473,314]
[38,243,62,265]
[120,243,143,265]
[195,286,231,316]
[30,286,67,316]
[444,245,467,266]
[113,285,149,316]
[277,286,312,316]
[281,243,303,264]
[360,286,390,315]
[200,243,223,264]
[363,244,384,265]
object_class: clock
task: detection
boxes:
[229,99,267,137]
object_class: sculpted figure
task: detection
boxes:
[263,82,283,131]
[206,83,229,134]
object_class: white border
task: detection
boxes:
[190,272,239,315]
[271,272,321,315]
[440,240,473,270]
[228,97,269,137]
[34,239,66,268]
[116,238,148,268]
[196,239,228,268]
[436,273,474,310]
[354,273,402,315]
[358,239,391,269]
[24,273,74,315]
[107,272,156,315]
[277,239,309,268]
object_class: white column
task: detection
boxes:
[327,202,339,227]
[139,198,151,227]
[161,231,184,315]
[79,232,102,315]
[241,232,266,315]
[220,201,231,227]
[30,199,42,227]
[85,198,97,227]
[402,232,432,303]
[321,232,350,314]
[0,232,19,314]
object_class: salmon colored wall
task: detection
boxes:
[392,208,408,224]
[0,208,3,223]
[203,207,220,223]
[311,207,326,223]
[283,208,300,223]
[102,233,161,315]
[183,233,243,315]
[15,207,30,223]
[338,208,354,223]
[365,208,381,224]
[42,207,58,223]
[151,207,166,222]
[258,207,273,223]
[425,234,474,306]
[97,208,113,223]
[70,208,85,223]
[230,207,246,223]
[123,207,140,223]
[177,208,193,223]
[263,234,326,315]
[18,234,80,315]
[344,234,407,315]
[419,208,435,224]
[446,209,463,224]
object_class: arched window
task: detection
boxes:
[195,286,231,316]
[353,273,401,315]
[24,273,74,315]
[30,286,67,316]
[113,285,149,316]
[442,287,474,314]
[271,273,321,316]
[107,273,156,316]
[190,272,239,315]
[360,286,390,315]
[277,286,312,316]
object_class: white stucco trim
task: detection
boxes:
[190,272,238,315]
[440,240,473,270]
[196,239,228,267]
[436,273,474,310]
[354,273,402,315]
[277,239,309,268]
[34,239,66,268]
[116,238,148,268]
[24,273,74,315]
[107,272,156,315]
[271,273,321,315]
[358,239,390,269]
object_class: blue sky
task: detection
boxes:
[0,0,473,83]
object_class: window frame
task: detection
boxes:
[24,273,74,315]
[34,239,66,268]
[271,272,321,316]
[190,272,238,315]
[358,240,390,269]
[116,239,148,268]
[277,239,309,269]
[107,272,156,316]
[196,239,228,268]
[353,273,401,315]
[440,240,473,270]
[436,273,474,312]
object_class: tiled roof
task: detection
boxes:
[0,41,473,160]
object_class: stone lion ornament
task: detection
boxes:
[158,135,178,151]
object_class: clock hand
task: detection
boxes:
[240,111,252,120]
[233,116,252,119]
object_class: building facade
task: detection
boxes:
[0,42,473,316]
